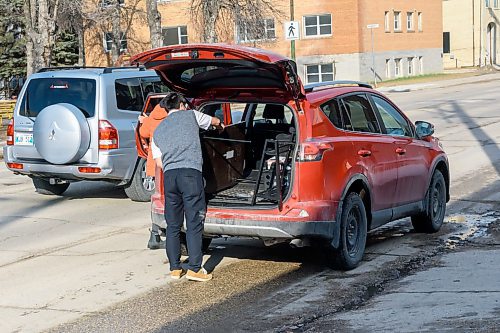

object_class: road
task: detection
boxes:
[1,74,500,333]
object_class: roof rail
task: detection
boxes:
[37,66,147,74]
[304,80,373,93]
[37,66,105,73]
[102,66,146,74]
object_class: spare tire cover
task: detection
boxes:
[34,103,91,165]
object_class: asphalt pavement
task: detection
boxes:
[1,71,500,332]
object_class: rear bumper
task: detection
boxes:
[3,146,136,184]
[151,211,337,240]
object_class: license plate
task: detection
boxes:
[14,133,34,146]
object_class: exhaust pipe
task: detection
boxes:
[289,238,311,248]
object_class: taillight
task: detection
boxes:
[298,142,334,162]
[99,120,118,149]
[7,163,23,169]
[78,167,102,173]
[6,118,14,145]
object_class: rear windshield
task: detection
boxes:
[20,78,96,118]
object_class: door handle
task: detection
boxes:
[357,149,372,157]
[396,148,406,155]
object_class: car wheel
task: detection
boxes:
[329,192,367,270]
[180,232,212,256]
[32,177,70,196]
[124,158,155,202]
[411,170,446,233]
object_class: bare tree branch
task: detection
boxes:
[190,0,285,44]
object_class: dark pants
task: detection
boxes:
[163,168,206,272]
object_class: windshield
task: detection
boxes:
[20,78,97,118]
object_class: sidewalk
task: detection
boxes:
[332,248,500,332]
[377,69,500,93]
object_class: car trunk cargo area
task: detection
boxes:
[199,102,297,208]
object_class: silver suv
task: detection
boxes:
[3,66,166,201]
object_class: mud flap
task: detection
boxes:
[330,200,343,249]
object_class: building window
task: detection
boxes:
[385,11,390,32]
[237,18,275,42]
[407,12,414,31]
[443,32,451,54]
[305,63,334,83]
[495,0,499,7]
[104,32,127,52]
[304,14,332,37]
[101,0,124,7]
[408,57,414,76]
[418,12,423,31]
[162,26,188,46]
[386,59,391,78]
[394,12,401,31]
[486,0,491,7]
[419,56,424,74]
[394,58,402,77]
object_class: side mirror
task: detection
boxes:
[415,121,434,138]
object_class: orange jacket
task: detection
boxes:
[139,104,168,176]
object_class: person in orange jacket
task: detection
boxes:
[138,101,168,249]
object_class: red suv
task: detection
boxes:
[132,44,449,269]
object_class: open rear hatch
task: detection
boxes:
[132,45,302,208]
[130,44,304,103]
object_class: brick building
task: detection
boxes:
[84,0,443,83]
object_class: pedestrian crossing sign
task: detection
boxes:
[285,21,300,40]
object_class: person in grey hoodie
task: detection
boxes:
[151,92,224,282]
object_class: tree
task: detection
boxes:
[190,0,284,44]
[58,0,87,65]
[0,0,26,98]
[146,0,162,48]
[51,31,79,66]
[83,0,145,66]
[24,0,62,75]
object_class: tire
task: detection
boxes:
[411,170,446,233]
[32,177,69,196]
[124,158,155,202]
[180,232,212,256]
[329,192,368,270]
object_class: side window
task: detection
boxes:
[253,104,267,124]
[320,99,343,128]
[115,78,144,111]
[229,103,247,124]
[140,77,168,100]
[202,103,223,120]
[340,94,381,133]
[143,97,162,115]
[252,104,291,125]
[371,95,412,137]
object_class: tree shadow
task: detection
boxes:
[443,100,500,176]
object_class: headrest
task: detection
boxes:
[262,104,285,120]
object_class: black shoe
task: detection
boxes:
[147,232,162,250]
